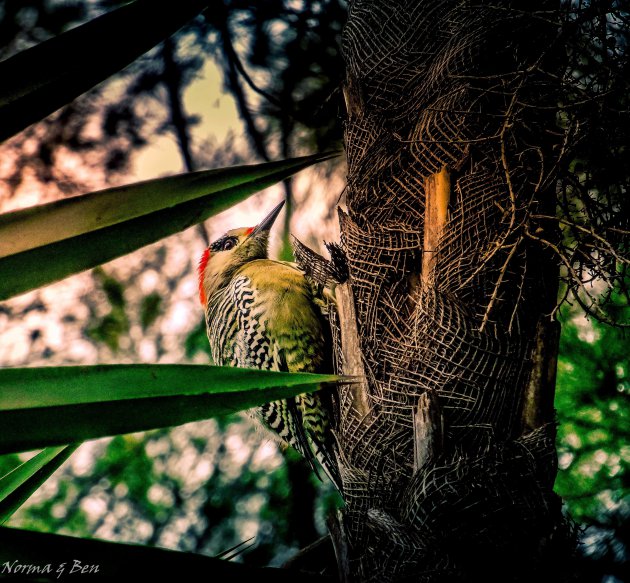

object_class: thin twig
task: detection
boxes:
[479,236,523,332]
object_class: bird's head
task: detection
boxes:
[198,200,285,306]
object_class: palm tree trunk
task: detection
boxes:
[329,1,574,580]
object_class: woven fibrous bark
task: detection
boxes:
[294,0,577,580]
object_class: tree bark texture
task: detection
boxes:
[329,1,573,580]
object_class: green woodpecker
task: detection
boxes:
[198,201,339,489]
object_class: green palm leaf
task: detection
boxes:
[0,445,78,524]
[0,0,208,143]
[0,365,338,454]
[0,153,336,301]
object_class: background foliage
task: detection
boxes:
[555,308,629,579]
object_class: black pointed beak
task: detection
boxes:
[247,200,285,239]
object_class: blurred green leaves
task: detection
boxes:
[4,423,336,570]
[140,293,162,331]
[87,269,129,351]
[555,310,629,526]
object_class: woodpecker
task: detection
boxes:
[198,201,339,489]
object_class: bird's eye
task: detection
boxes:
[222,238,236,251]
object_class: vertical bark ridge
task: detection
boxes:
[327,0,574,580]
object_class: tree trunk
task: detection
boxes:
[327,1,574,580]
